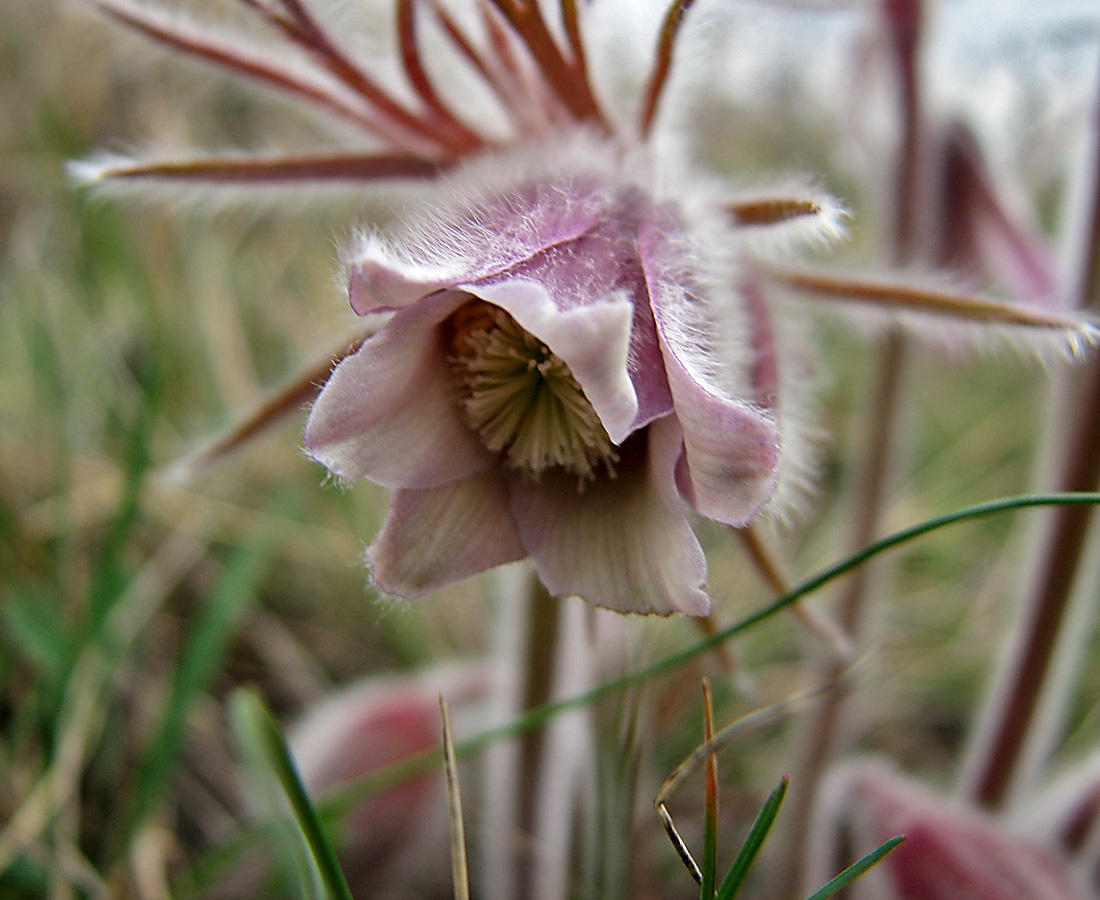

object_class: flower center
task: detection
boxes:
[446,299,618,479]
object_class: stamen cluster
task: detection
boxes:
[447,300,617,480]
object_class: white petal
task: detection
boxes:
[367,474,526,599]
[466,279,639,444]
[305,293,493,488]
[510,416,709,616]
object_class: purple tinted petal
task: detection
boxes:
[509,416,709,616]
[305,291,493,488]
[367,474,526,599]
[478,200,675,433]
[640,216,779,525]
[840,764,1088,900]
[465,278,640,443]
[349,251,451,315]
[348,175,612,316]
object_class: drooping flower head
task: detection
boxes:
[77,0,1098,616]
[306,138,784,614]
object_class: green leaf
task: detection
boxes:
[230,689,354,900]
[1,588,71,682]
[121,537,270,844]
[715,777,788,900]
[803,836,905,900]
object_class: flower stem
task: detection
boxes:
[958,77,1100,807]
[782,3,925,893]
[483,571,590,900]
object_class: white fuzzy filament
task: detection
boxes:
[448,301,618,479]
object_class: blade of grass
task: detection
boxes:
[440,697,470,900]
[120,532,272,848]
[292,495,1100,819]
[230,689,354,900]
[715,777,788,900]
[701,679,718,900]
[2,588,72,684]
[802,836,905,900]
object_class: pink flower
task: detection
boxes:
[305,141,781,616]
[289,666,492,898]
[814,761,1089,900]
[78,0,1097,616]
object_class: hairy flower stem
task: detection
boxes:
[959,80,1100,809]
[483,572,590,900]
[784,2,925,895]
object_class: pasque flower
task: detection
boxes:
[812,762,1089,900]
[305,140,783,614]
[78,0,1098,615]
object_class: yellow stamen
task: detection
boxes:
[447,299,618,479]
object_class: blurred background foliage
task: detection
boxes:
[1,1,1088,897]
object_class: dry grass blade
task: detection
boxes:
[440,696,471,900]
[655,684,833,810]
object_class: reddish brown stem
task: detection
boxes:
[396,0,487,152]
[96,153,444,183]
[90,0,401,139]
[264,0,469,154]
[484,0,606,125]
[638,0,698,138]
[962,81,1100,807]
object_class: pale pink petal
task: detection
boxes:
[349,251,452,315]
[367,473,526,599]
[465,278,640,443]
[348,175,611,315]
[478,215,675,433]
[305,292,493,488]
[833,763,1089,900]
[509,416,709,616]
[640,217,779,524]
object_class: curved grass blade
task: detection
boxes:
[230,689,354,900]
[715,776,788,900]
[307,494,1100,817]
[803,836,905,900]
[440,697,470,900]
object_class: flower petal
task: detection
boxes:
[828,762,1090,900]
[305,291,493,488]
[348,175,611,315]
[367,473,526,599]
[509,416,709,616]
[640,217,779,524]
[465,278,640,443]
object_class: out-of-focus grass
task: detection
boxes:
[1,1,1089,898]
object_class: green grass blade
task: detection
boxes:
[319,492,1100,813]
[803,836,905,900]
[715,776,788,900]
[1,588,72,683]
[230,689,354,900]
[701,681,718,900]
[121,535,270,845]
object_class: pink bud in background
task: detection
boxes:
[812,761,1088,900]
[289,666,492,899]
